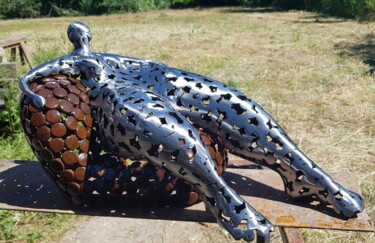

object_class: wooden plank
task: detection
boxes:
[280,227,304,243]
[0,36,27,49]
[0,160,373,232]
[0,47,7,63]
[0,36,33,68]
[20,41,33,68]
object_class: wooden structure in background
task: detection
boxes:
[0,35,33,110]
[0,35,33,69]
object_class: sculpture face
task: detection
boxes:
[19,22,363,242]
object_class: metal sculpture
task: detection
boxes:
[20,73,228,207]
[19,22,363,242]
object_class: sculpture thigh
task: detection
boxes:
[90,85,230,196]
[89,84,275,240]
[165,73,342,201]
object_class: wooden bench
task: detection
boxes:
[0,160,373,242]
[0,36,33,110]
[0,35,33,69]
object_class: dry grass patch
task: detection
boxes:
[0,7,374,242]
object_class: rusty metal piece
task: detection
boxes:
[45,109,61,124]
[31,84,43,93]
[74,167,86,182]
[40,148,54,162]
[45,81,59,89]
[51,123,67,137]
[0,160,373,233]
[60,101,74,113]
[31,138,43,151]
[50,158,65,172]
[72,107,84,121]
[53,87,68,98]
[30,112,45,127]
[61,169,75,183]
[65,116,78,130]
[67,85,81,95]
[45,97,60,109]
[61,150,78,165]
[42,77,55,83]
[65,135,79,150]
[83,115,92,128]
[37,89,53,98]
[79,92,90,104]
[279,227,304,243]
[67,182,81,195]
[0,160,374,232]
[77,153,88,167]
[57,79,71,87]
[80,102,90,115]
[49,138,65,153]
[28,103,41,113]
[36,126,51,141]
[76,126,87,139]
[79,139,89,153]
[67,93,80,105]
[53,74,68,80]
[187,192,199,206]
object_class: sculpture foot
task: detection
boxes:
[217,201,273,242]
[206,185,273,242]
[324,186,363,218]
[286,178,363,218]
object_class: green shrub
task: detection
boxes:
[0,80,21,134]
[171,0,198,8]
[80,0,103,15]
[100,0,170,13]
[244,0,375,20]
[0,0,41,18]
[321,0,375,20]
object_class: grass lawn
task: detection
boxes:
[0,7,374,242]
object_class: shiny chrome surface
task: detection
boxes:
[19,22,363,242]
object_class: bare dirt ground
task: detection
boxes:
[59,216,237,243]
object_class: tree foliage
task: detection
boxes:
[0,0,374,20]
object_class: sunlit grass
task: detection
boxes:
[0,7,374,242]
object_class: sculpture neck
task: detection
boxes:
[72,37,92,56]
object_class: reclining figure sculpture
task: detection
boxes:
[19,22,363,242]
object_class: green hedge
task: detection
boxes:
[0,0,171,18]
[244,0,375,20]
[0,0,374,20]
[320,0,375,20]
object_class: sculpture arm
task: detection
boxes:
[19,57,79,108]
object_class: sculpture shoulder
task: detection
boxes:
[97,53,169,72]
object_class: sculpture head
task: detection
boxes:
[67,22,92,56]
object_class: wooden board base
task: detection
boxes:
[0,160,373,232]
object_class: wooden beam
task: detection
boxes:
[20,41,33,68]
[0,36,27,48]
[0,160,373,234]
[0,36,33,69]
[280,227,304,243]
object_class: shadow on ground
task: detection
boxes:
[334,33,375,74]
[0,160,362,221]
[221,7,288,14]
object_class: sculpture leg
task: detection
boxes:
[91,87,273,241]
[176,86,363,218]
